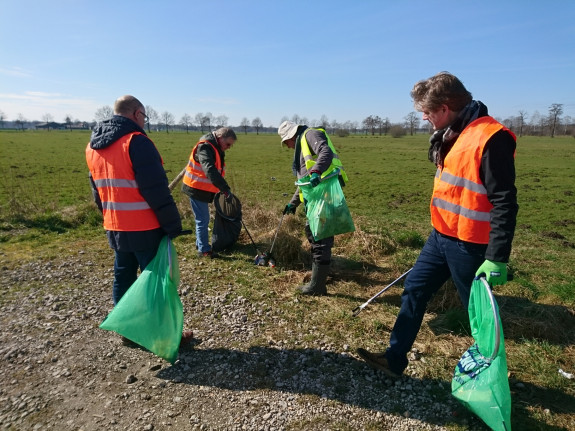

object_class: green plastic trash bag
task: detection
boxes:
[296,170,355,241]
[100,236,183,363]
[452,277,512,431]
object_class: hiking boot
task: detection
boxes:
[197,250,220,259]
[357,348,401,378]
[179,331,195,349]
[298,262,329,296]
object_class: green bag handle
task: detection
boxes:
[477,276,501,362]
[295,168,340,186]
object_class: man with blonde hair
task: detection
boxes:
[358,72,518,377]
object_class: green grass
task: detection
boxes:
[1,130,575,429]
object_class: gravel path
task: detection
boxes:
[0,252,484,430]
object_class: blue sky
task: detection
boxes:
[1,0,574,127]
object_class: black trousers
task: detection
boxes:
[305,223,334,264]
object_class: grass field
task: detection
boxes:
[1,130,575,429]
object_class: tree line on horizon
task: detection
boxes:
[0,103,572,138]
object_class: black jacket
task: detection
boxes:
[478,128,518,262]
[88,115,182,252]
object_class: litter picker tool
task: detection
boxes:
[352,267,413,317]
[240,220,266,262]
[253,213,285,267]
[169,166,187,191]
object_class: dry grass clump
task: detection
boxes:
[335,229,396,265]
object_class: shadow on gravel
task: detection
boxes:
[157,346,450,426]
[153,345,572,429]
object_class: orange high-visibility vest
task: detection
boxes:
[86,132,161,231]
[182,140,225,193]
[430,116,516,244]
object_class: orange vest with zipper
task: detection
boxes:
[182,140,225,193]
[430,116,516,244]
[85,132,161,231]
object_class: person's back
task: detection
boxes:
[86,95,181,305]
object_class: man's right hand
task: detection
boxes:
[283,203,296,215]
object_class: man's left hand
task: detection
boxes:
[475,260,508,286]
[310,172,321,187]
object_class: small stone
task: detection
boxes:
[125,374,137,384]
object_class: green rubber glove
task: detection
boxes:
[475,260,507,286]
[309,172,321,187]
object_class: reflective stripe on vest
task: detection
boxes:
[182,140,225,193]
[300,128,349,183]
[85,132,161,232]
[430,116,516,243]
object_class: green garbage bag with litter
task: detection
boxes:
[100,236,183,363]
[296,170,355,241]
[452,277,512,431]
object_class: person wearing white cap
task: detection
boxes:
[278,120,349,295]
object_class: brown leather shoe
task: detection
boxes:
[357,348,401,378]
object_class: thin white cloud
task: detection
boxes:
[0,67,33,78]
[0,91,101,121]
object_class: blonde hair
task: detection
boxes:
[411,72,472,113]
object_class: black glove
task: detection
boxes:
[283,203,296,215]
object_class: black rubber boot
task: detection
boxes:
[298,262,329,296]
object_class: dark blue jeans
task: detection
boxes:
[385,229,487,374]
[112,248,158,305]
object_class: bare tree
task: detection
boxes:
[291,114,301,124]
[180,114,192,133]
[548,103,563,138]
[251,117,263,135]
[563,115,573,135]
[94,106,113,122]
[161,111,175,133]
[195,113,205,133]
[362,115,377,135]
[42,113,54,131]
[0,109,4,128]
[64,115,73,131]
[240,117,250,134]
[374,116,383,135]
[517,110,528,137]
[404,112,419,136]
[145,106,158,133]
[15,113,26,131]
[215,115,228,128]
[382,117,391,135]
[203,112,214,132]
[319,115,329,129]
[349,120,359,134]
